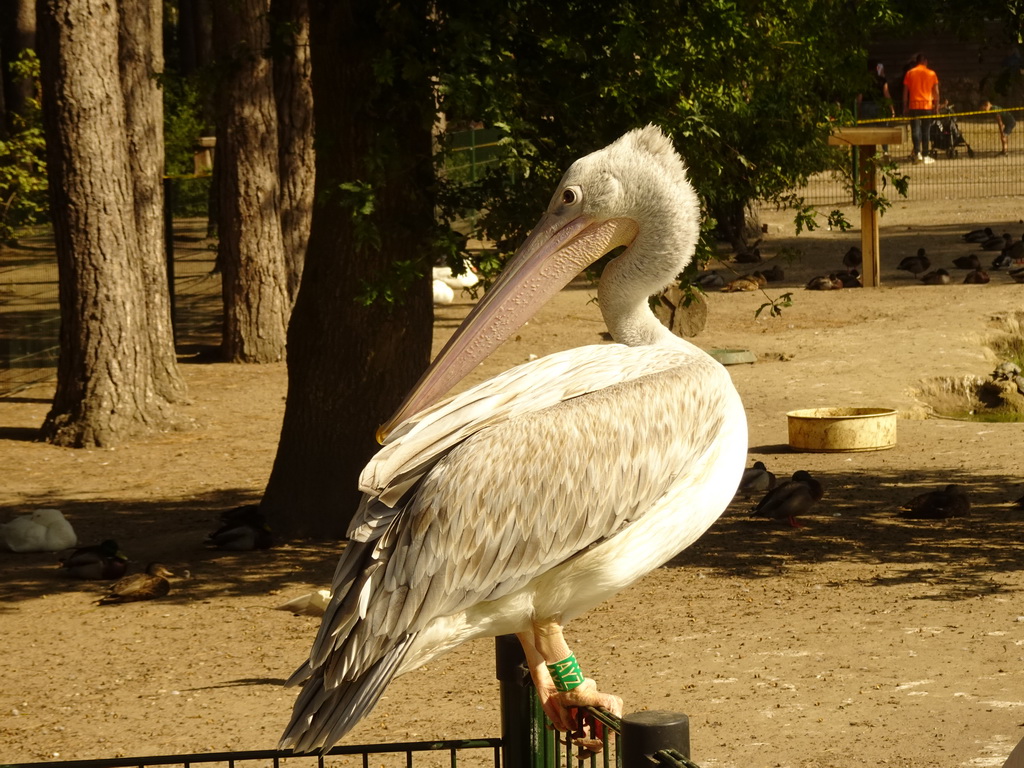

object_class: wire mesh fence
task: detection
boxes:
[0,178,216,397]
[0,224,60,396]
[2,116,1022,396]
[795,106,1024,206]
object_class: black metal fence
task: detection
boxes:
[1,637,696,768]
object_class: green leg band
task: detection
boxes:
[546,653,584,692]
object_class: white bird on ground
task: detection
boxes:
[432,262,480,290]
[432,261,480,305]
[1,508,77,552]
[276,589,332,617]
[431,279,455,305]
[280,126,748,753]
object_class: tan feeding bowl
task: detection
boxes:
[787,407,897,452]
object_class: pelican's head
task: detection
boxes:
[378,126,699,442]
[554,125,699,254]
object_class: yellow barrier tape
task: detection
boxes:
[855,106,1024,124]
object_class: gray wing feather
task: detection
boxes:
[281,634,415,753]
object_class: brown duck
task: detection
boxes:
[963,269,989,284]
[898,485,970,519]
[722,275,761,292]
[920,268,951,285]
[96,563,174,605]
[897,249,930,277]
[952,253,981,270]
[806,273,843,290]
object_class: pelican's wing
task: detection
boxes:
[313,344,733,665]
[284,344,740,751]
[353,344,690,534]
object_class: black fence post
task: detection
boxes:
[621,711,690,767]
[495,634,557,768]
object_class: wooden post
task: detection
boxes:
[828,126,904,287]
[858,145,880,287]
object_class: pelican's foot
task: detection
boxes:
[538,677,623,734]
[567,702,613,757]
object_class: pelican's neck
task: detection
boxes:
[598,229,693,348]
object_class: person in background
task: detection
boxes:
[857,60,896,156]
[902,53,940,164]
[980,99,1016,155]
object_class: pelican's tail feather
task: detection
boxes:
[279,633,416,754]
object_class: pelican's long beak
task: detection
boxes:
[378,211,639,442]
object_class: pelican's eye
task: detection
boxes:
[561,186,582,206]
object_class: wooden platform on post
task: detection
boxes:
[828,126,905,287]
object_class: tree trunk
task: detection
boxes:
[119,0,187,404]
[213,0,290,363]
[261,0,436,539]
[270,0,315,301]
[37,0,185,447]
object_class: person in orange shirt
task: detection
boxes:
[902,53,940,163]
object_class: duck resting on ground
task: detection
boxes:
[722,275,762,292]
[952,253,981,270]
[963,268,990,284]
[980,232,1011,251]
[920,268,951,285]
[962,226,993,243]
[208,505,273,550]
[96,563,174,605]
[59,539,128,580]
[278,126,748,753]
[898,485,970,519]
[738,461,776,496]
[806,273,843,290]
[897,249,930,277]
[752,470,824,527]
[835,269,862,288]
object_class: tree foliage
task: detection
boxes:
[433,0,898,264]
[0,50,47,243]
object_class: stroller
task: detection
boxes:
[929,104,974,158]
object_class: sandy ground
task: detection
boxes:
[1,196,1023,768]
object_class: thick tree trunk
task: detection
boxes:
[261,0,436,539]
[271,0,314,301]
[119,0,187,404]
[37,0,185,447]
[213,0,290,363]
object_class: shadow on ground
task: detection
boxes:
[0,488,342,607]
[673,465,1024,602]
[2,464,1021,608]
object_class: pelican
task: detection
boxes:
[279,126,748,752]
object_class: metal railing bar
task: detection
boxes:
[1,739,504,768]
